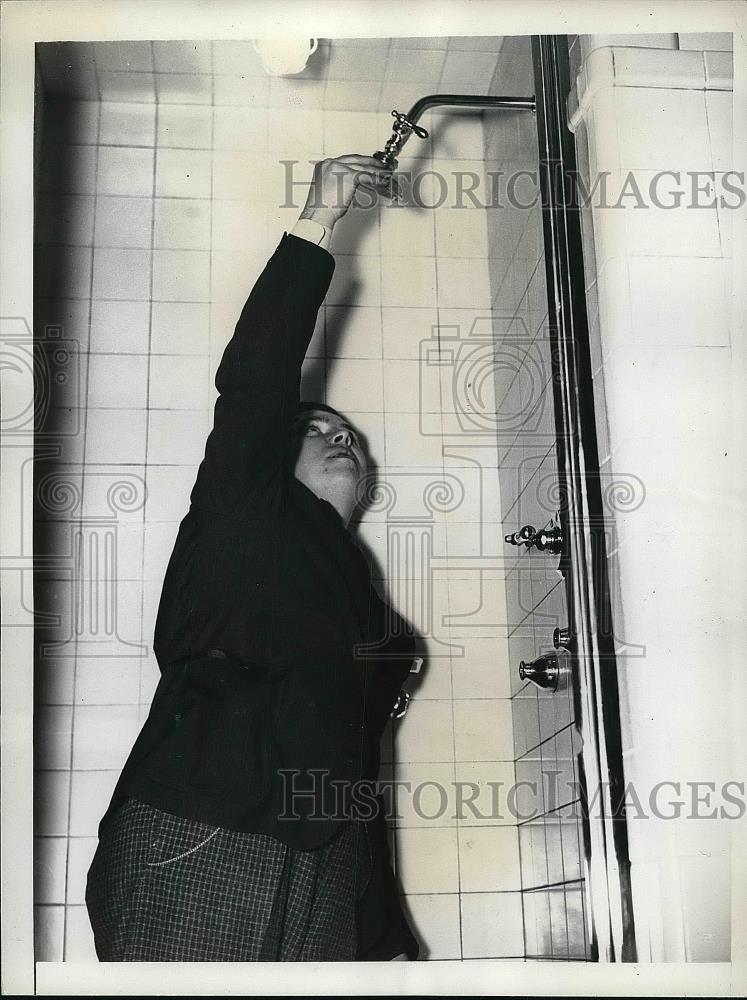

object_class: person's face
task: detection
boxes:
[291,409,368,512]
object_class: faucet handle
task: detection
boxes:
[505,525,536,546]
[391,109,429,139]
[505,523,564,555]
[373,109,430,173]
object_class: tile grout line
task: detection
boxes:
[484,113,530,961]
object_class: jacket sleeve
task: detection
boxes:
[189,233,335,515]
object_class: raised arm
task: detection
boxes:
[189,155,392,515]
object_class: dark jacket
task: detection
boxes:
[101,233,417,854]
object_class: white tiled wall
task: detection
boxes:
[483,35,590,960]
[34,36,528,963]
[570,35,736,962]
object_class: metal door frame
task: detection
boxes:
[531,34,637,962]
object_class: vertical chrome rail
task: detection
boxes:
[531,35,637,962]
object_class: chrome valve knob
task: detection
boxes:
[553,627,573,649]
[519,652,560,692]
[504,524,536,545]
[373,109,429,201]
[373,109,429,169]
[392,110,429,139]
[504,524,564,555]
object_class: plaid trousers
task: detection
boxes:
[85,797,371,962]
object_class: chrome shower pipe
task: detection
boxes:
[397,93,536,157]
